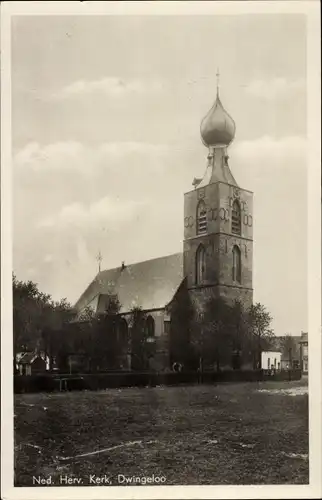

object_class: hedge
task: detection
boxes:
[14,369,303,393]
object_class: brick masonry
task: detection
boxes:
[183,180,253,308]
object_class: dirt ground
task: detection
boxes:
[14,378,308,486]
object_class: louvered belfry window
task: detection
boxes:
[197,200,207,235]
[231,200,241,235]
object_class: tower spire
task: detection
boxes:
[96,251,102,273]
[199,73,238,187]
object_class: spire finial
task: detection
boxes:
[96,251,102,273]
[216,67,220,96]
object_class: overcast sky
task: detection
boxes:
[12,14,307,336]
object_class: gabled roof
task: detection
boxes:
[74,253,184,316]
[18,352,44,364]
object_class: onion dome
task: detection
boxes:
[200,92,236,148]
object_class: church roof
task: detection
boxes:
[74,252,184,316]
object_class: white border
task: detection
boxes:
[1,2,321,499]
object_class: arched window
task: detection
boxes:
[145,316,155,338]
[196,244,206,285]
[231,200,241,235]
[196,200,207,235]
[232,245,241,283]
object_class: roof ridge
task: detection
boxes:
[97,251,182,276]
[75,252,184,313]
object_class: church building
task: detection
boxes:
[74,84,254,370]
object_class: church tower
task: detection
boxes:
[183,79,253,308]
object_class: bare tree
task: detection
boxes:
[278,334,300,367]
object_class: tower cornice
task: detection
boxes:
[184,181,254,197]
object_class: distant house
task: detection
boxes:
[16,352,47,376]
[15,352,25,366]
[261,351,282,371]
[273,333,307,371]
[299,331,308,374]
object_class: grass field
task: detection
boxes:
[14,378,308,486]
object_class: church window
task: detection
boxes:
[197,200,207,235]
[232,245,241,283]
[231,200,241,235]
[196,244,206,285]
[145,315,155,338]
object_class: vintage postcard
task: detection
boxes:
[1,1,321,499]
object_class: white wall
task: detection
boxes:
[261,351,282,370]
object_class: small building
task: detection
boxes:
[299,331,308,374]
[17,352,47,376]
[15,352,25,366]
[274,333,308,372]
[261,351,282,371]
